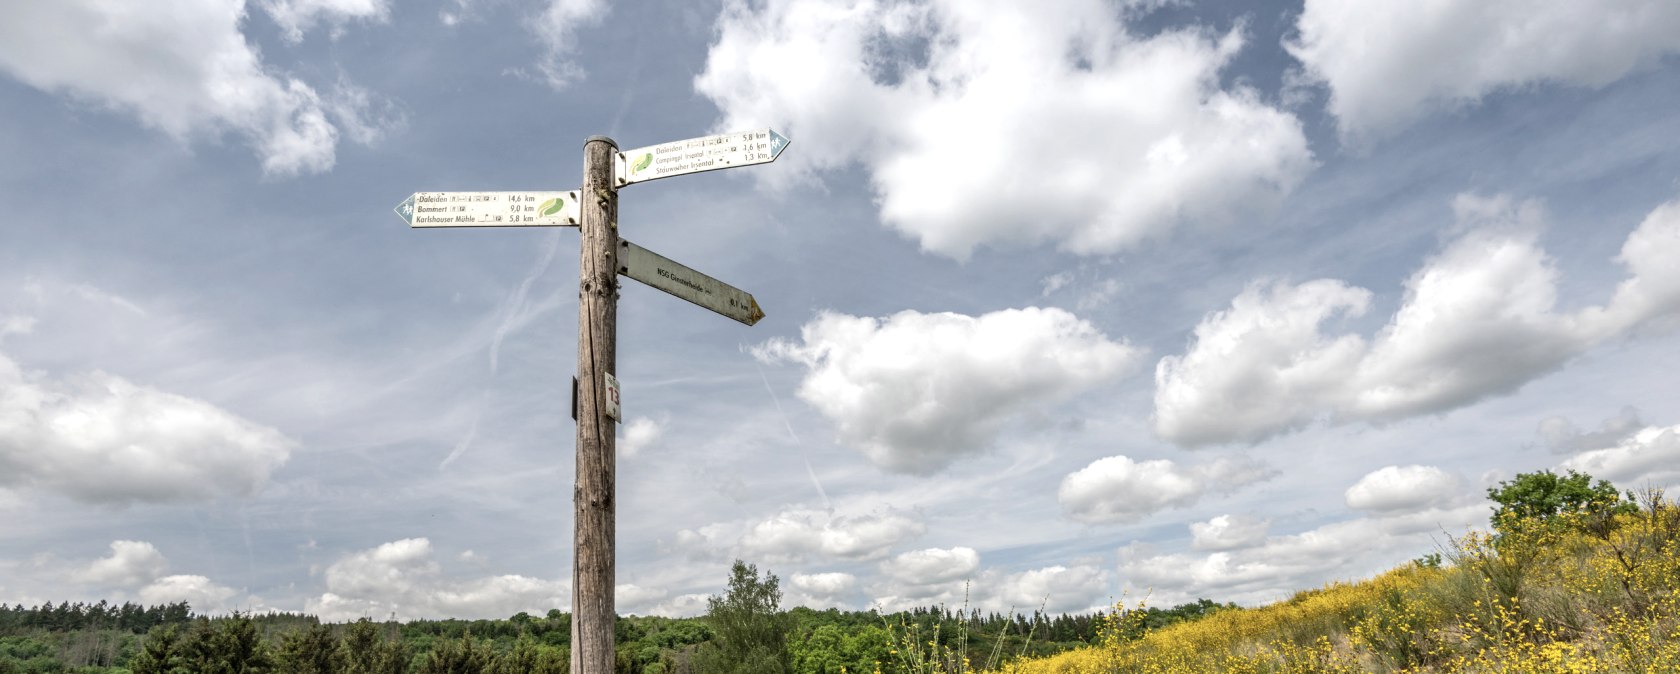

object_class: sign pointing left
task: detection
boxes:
[395,191,581,228]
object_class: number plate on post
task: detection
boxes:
[604,373,622,423]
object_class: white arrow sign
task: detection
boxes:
[395,191,581,228]
[615,129,789,187]
[618,239,765,326]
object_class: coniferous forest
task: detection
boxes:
[0,593,1227,674]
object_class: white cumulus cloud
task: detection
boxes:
[0,0,395,176]
[1120,502,1487,606]
[72,541,169,588]
[618,417,662,459]
[306,538,569,621]
[1189,515,1269,551]
[646,593,709,618]
[871,560,1111,615]
[139,575,240,611]
[697,0,1313,258]
[1560,424,1680,486]
[756,308,1139,474]
[738,509,925,562]
[0,353,292,504]
[615,584,669,615]
[1155,193,1680,446]
[55,541,244,613]
[879,547,980,586]
[1289,0,1680,143]
[1059,455,1274,524]
[989,564,1111,615]
[787,572,857,608]
[1344,465,1466,514]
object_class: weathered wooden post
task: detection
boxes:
[396,127,788,674]
[572,135,620,674]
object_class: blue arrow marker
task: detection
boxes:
[769,129,790,159]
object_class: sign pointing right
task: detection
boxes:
[618,239,764,326]
[615,128,789,187]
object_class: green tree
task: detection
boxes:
[341,619,409,674]
[694,561,791,674]
[418,634,492,674]
[842,624,893,672]
[490,634,566,674]
[275,624,342,674]
[178,616,273,674]
[789,624,846,674]
[1487,469,1633,530]
[128,625,184,674]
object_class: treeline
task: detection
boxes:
[0,595,1231,674]
[127,617,413,674]
[2,541,1256,674]
[0,602,196,672]
[0,602,192,635]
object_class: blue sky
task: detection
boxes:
[3,0,1680,620]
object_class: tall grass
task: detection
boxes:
[882,588,1047,674]
[992,490,1680,674]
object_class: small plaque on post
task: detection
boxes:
[604,373,622,423]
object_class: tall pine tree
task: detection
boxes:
[341,619,410,674]
[129,624,183,674]
[276,623,342,674]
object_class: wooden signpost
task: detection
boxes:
[397,129,787,674]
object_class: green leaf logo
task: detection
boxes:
[539,198,565,217]
[632,153,652,173]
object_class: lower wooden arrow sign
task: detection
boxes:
[618,240,765,326]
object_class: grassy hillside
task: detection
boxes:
[993,493,1679,674]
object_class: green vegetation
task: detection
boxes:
[10,472,1670,673]
[1487,469,1636,531]
[1000,485,1680,673]
[694,561,791,674]
[0,601,192,672]
[0,579,1108,674]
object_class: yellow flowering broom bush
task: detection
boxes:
[991,491,1680,674]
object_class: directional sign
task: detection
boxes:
[395,191,581,228]
[618,240,765,326]
[615,129,789,186]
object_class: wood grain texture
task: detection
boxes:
[572,136,619,674]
